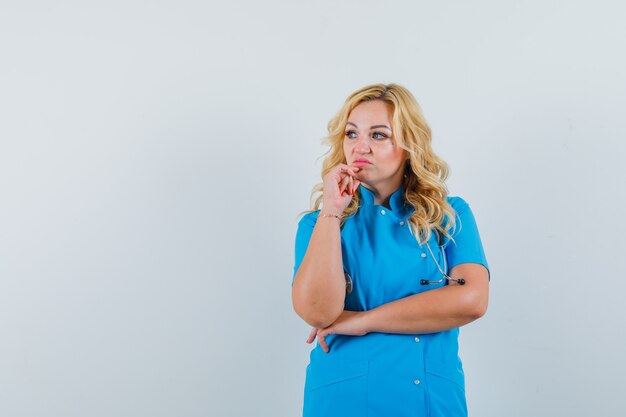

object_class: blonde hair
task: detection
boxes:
[304,83,457,245]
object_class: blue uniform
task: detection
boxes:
[292,184,489,417]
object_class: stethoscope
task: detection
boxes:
[344,231,464,294]
[419,235,466,286]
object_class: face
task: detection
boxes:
[343,100,408,190]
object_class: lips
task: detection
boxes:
[353,159,371,164]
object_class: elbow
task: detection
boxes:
[471,300,488,320]
[463,292,488,321]
[450,264,489,321]
[291,271,345,328]
[292,292,343,329]
[305,314,341,330]
[293,300,343,329]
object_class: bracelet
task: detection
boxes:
[319,212,343,219]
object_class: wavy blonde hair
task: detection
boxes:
[304,83,457,245]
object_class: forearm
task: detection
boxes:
[363,283,486,334]
[292,216,345,328]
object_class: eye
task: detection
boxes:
[372,132,388,140]
[345,130,358,139]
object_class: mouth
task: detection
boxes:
[353,159,371,165]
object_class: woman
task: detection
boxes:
[291,83,490,417]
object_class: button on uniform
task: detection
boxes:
[414,336,420,343]
[420,253,427,258]
[380,209,386,215]
[399,221,405,226]
[413,379,421,385]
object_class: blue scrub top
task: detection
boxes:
[292,184,489,417]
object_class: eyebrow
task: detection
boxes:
[346,122,392,131]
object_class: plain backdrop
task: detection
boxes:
[1,1,625,416]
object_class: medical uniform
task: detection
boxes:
[292,184,489,417]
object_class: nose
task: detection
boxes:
[352,134,371,154]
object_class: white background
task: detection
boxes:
[1,1,625,416]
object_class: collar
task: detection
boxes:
[358,183,410,214]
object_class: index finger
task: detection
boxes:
[318,333,330,353]
[337,165,360,177]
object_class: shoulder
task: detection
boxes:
[446,195,471,216]
[297,210,320,228]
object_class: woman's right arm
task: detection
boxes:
[291,164,361,329]
[292,214,345,329]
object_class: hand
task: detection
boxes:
[322,164,362,214]
[305,310,369,353]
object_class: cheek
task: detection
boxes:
[379,145,401,160]
[343,140,351,155]
[382,149,406,169]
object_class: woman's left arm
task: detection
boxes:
[309,198,490,351]
[366,196,492,334]
[309,263,489,353]
[363,262,489,334]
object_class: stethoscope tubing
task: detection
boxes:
[421,237,465,286]
[344,236,464,295]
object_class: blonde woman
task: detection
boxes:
[291,83,490,417]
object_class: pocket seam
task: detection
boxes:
[308,372,368,392]
[306,359,369,392]
[425,368,465,391]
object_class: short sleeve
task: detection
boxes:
[444,197,490,281]
[292,211,319,285]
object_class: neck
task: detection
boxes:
[362,181,403,209]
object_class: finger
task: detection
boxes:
[334,166,359,189]
[348,163,363,173]
[337,171,353,186]
[318,333,330,353]
[306,328,317,344]
[339,175,350,196]
[338,165,359,177]
[340,164,360,173]
[349,176,354,195]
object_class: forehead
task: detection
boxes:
[348,100,393,123]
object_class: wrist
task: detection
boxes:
[361,310,374,334]
[319,209,343,219]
